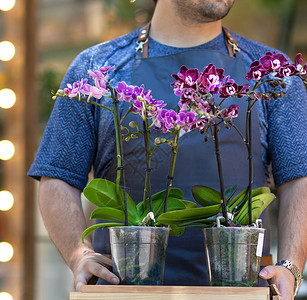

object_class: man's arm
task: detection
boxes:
[38,176,120,291]
[259,176,307,300]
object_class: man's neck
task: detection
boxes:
[150,1,222,48]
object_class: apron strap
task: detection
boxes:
[136,23,240,58]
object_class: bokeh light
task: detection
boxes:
[0,140,15,160]
[0,41,15,61]
[0,191,14,211]
[0,0,15,11]
[0,242,14,262]
[0,89,16,109]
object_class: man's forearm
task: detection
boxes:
[38,176,93,270]
[277,176,307,271]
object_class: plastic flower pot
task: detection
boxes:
[109,226,170,285]
[203,227,265,287]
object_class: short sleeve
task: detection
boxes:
[28,50,97,190]
[268,75,307,187]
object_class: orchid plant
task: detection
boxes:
[53,51,306,237]
[158,52,307,228]
[53,66,202,238]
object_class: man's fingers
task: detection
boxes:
[259,265,295,300]
[259,265,278,279]
[75,274,88,292]
[88,262,120,285]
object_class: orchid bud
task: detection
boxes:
[131,134,138,139]
[254,92,262,101]
[272,93,278,100]
[160,138,166,143]
[263,94,271,101]
[281,82,287,89]
[57,89,64,96]
[52,96,57,101]
[124,136,130,142]
[129,121,137,128]
[174,125,181,131]
[155,138,161,144]
[269,80,279,88]
[167,141,177,147]
[204,135,209,142]
[279,91,286,97]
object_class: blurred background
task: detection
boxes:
[0,0,306,299]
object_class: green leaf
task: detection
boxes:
[158,204,221,225]
[136,201,145,218]
[169,226,185,236]
[236,207,263,225]
[228,187,248,211]
[228,186,271,212]
[225,185,238,202]
[83,179,138,220]
[192,185,221,207]
[90,207,138,225]
[180,200,198,209]
[137,188,185,221]
[140,197,187,222]
[234,192,275,224]
[151,188,184,201]
[81,222,123,242]
[252,186,271,197]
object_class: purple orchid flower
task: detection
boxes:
[116,82,137,102]
[219,81,239,98]
[223,104,240,119]
[99,65,115,75]
[294,53,307,75]
[177,110,196,131]
[276,64,297,78]
[259,51,289,72]
[64,78,88,98]
[172,65,199,87]
[190,117,208,131]
[88,70,108,94]
[246,61,267,81]
[199,64,224,94]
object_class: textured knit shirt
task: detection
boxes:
[28,28,307,190]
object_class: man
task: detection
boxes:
[28,1,307,299]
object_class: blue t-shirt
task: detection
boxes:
[28,28,307,190]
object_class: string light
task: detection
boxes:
[0,89,16,109]
[0,293,13,300]
[0,0,15,11]
[0,191,14,211]
[0,242,14,262]
[0,41,15,61]
[0,140,15,160]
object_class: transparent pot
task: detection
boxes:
[109,226,170,285]
[203,227,265,287]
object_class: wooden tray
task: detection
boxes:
[70,285,271,300]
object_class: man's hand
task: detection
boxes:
[72,249,120,292]
[259,265,295,300]
[38,177,120,291]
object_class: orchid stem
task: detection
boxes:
[107,83,128,226]
[143,118,153,226]
[212,123,229,226]
[164,130,180,213]
[247,101,253,225]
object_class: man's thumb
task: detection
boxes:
[259,265,276,279]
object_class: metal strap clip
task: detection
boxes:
[228,39,240,53]
[135,38,148,53]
